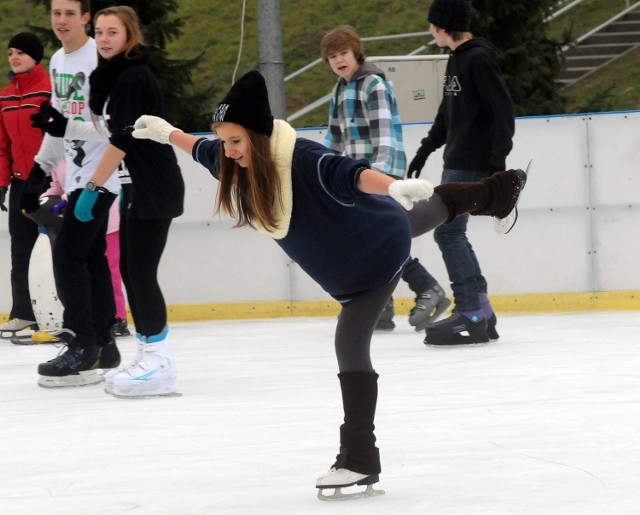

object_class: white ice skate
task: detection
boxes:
[0,318,37,339]
[493,160,532,234]
[106,331,178,398]
[316,467,385,501]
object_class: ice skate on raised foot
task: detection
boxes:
[493,160,532,234]
[106,327,178,398]
[409,285,451,331]
[316,468,384,501]
[424,312,489,346]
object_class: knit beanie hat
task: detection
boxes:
[428,0,471,32]
[212,70,274,137]
[8,32,44,63]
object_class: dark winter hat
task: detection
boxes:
[212,70,274,137]
[428,0,471,32]
[8,32,44,64]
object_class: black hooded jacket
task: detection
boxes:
[424,38,515,172]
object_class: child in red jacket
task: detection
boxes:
[0,32,51,337]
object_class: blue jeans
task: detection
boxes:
[434,169,490,312]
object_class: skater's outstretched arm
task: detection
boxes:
[132,115,197,154]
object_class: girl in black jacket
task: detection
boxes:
[74,6,184,398]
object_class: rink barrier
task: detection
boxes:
[1,290,639,326]
[2,111,640,318]
[155,290,639,323]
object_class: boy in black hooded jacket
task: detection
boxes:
[408,0,515,345]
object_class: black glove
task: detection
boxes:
[407,138,434,178]
[19,163,51,213]
[0,186,7,212]
[31,101,68,137]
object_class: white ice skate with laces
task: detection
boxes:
[105,328,178,398]
[316,467,385,501]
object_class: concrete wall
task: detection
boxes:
[1,110,639,316]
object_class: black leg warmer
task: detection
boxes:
[434,169,526,223]
[333,371,381,475]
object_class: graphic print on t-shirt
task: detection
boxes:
[52,68,89,167]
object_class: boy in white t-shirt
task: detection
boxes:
[23,0,122,387]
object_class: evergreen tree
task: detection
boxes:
[468,0,567,116]
[29,0,216,132]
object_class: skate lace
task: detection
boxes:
[48,344,78,369]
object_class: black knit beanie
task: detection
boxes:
[212,70,274,137]
[428,0,471,32]
[8,32,44,63]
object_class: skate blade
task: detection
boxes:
[108,389,182,399]
[317,483,385,501]
[2,328,36,340]
[412,298,452,332]
[37,370,104,388]
[493,159,532,234]
[11,335,39,345]
[12,333,59,345]
[424,340,491,348]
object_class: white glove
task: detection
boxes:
[132,115,183,144]
[388,178,434,210]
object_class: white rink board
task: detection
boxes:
[1,111,639,312]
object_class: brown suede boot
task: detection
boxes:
[434,169,528,224]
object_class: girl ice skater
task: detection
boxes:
[132,71,526,497]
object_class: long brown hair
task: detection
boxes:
[214,126,282,232]
[94,6,145,64]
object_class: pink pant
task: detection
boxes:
[105,231,127,320]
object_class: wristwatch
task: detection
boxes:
[85,181,103,192]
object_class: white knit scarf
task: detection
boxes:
[255,119,296,239]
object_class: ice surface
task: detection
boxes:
[1,312,639,514]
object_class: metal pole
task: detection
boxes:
[257,0,286,119]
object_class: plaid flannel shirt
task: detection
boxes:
[324,64,406,179]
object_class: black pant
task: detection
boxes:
[52,189,116,347]
[334,194,449,372]
[7,178,39,320]
[120,217,172,338]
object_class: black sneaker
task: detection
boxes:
[37,344,101,387]
[424,313,489,346]
[111,318,131,337]
[98,339,121,369]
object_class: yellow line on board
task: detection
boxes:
[2,292,638,325]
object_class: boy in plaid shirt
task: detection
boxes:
[321,25,450,331]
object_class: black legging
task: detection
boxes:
[119,217,172,338]
[334,194,449,372]
[7,178,39,320]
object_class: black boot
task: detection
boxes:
[434,169,527,223]
[333,371,381,475]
